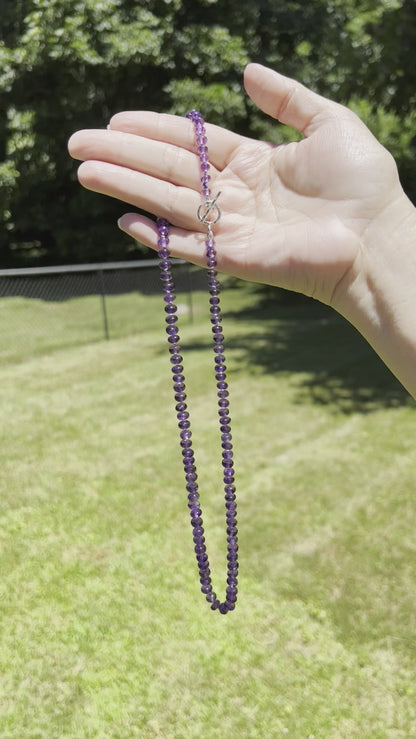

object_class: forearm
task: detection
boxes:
[337,192,416,399]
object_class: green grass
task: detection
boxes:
[1,282,416,737]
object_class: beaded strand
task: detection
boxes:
[156,110,238,614]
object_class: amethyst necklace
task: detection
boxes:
[156,110,238,614]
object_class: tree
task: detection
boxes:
[0,0,414,267]
[0,0,250,266]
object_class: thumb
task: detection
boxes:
[244,63,340,136]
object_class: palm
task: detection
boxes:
[208,117,397,303]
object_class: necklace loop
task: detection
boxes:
[157,111,238,615]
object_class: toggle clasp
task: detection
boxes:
[197,191,222,227]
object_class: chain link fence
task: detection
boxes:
[0,259,204,363]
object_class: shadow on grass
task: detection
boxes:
[188,289,413,414]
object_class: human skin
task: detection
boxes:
[68,63,416,398]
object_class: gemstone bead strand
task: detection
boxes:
[156,111,238,614]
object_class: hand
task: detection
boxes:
[68,63,402,312]
[68,64,416,396]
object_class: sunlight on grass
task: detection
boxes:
[1,282,416,736]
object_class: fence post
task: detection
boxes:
[187,264,194,324]
[97,269,110,340]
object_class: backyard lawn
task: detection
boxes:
[1,280,415,737]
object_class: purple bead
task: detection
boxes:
[177,411,189,421]
[166,315,178,325]
[160,270,172,281]
[220,423,231,433]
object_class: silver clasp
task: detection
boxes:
[197,191,222,227]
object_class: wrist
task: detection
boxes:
[336,191,416,398]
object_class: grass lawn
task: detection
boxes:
[1,280,416,738]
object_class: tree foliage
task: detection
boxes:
[0,0,414,267]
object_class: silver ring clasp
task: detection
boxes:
[197,191,222,227]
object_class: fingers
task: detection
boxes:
[118,213,208,267]
[108,111,241,171]
[68,128,208,191]
[76,160,205,230]
[244,63,343,136]
[67,112,240,225]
